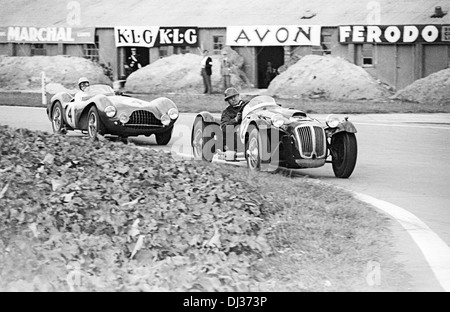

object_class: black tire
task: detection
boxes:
[246,125,261,170]
[192,117,215,162]
[51,101,66,134]
[87,106,105,141]
[331,132,357,178]
[155,127,173,145]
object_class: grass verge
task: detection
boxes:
[0,125,408,291]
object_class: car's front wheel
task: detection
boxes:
[87,106,105,141]
[155,127,173,145]
[330,132,357,178]
[246,125,261,170]
[192,117,217,162]
[51,101,66,134]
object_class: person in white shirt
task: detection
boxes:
[74,77,90,102]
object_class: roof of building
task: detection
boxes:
[1,0,449,28]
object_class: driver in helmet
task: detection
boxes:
[220,87,248,151]
[74,77,90,101]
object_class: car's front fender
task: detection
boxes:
[326,120,357,137]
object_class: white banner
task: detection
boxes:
[226,25,322,46]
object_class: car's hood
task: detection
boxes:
[251,105,308,119]
[108,96,177,118]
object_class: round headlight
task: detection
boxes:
[119,113,129,124]
[326,114,340,128]
[271,114,285,128]
[105,106,117,118]
[161,114,171,126]
[168,108,179,120]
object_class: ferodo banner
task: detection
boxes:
[226,25,322,46]
[339,25,450,43]
[114,26,198,47]
[0,26,95,43]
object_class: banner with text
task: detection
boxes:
[226,25,322,46]
[339,25,450,43]
[0,26,95,43]
[114,26,198,48]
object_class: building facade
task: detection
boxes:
[0,0,449,90]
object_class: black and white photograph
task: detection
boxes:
[0,0,449,297]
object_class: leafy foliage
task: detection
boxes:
[0,125,398,292]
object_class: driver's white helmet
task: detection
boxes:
[78,77,90,89]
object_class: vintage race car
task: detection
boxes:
[191,95,357,178]
[47,84,179,144]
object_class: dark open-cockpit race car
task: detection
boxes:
[191,95,357,178]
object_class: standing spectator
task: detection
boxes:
[220,50,232,91]
[264,61,278,88]
[201,49,213,94]
[125,48,142,77]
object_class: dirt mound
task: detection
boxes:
[267,55,393,101]
[392,68,450,104]
[0,56,112,92]
[125,51,251,94]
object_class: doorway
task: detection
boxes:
[120,47,150,79]
[256,46,284,88]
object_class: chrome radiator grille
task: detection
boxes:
[126,110,162,129]
[295,125,326,158]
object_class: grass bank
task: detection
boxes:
[0,125,408,291]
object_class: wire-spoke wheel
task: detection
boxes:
[51,101,66,134]
[87,106,104,141]
[246,125,261,170]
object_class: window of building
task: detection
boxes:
[362,44,374,67]
[84,35,99,62]
[159,46,169,58]
[312,33,332,55]
[31,44,46,56]
[213,35,224,55]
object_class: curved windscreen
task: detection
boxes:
[83,85,115,97]
[242,95,278,118]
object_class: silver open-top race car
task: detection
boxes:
[191,95,357,178]
[47,84,179,144]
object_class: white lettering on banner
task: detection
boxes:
[352,26,365,42]
[339,25,446,43]
[226,25,322,46]
[422,25,439,42]
[367,26,382,42]
[385,26,401,43]
[184,29,197,44]
[6,26,77,42]
[114,26,198,47]
[403,26,419,43]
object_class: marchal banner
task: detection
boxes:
[226,25,322,46]
[0,26,95,44]
[114,26,198,48]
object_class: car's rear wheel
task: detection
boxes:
[87,106,104,141]
[51,101,66,134]
[246,125,261,170]
[155,127,173,145]
[192,117,216,162]
[331,132,357,178]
